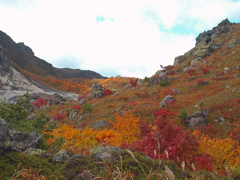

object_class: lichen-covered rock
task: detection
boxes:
[90,146,123,161]
[159,95,176,108]
[89,84,104,99]
[185,111,208,129]
[10,131,41,151]
[49,93,64,106]
[52,150,70,165]
[89,120,109,129]
[24,147,44,156]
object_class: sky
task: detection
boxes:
[0,0,240,78]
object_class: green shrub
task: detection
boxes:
[0,92,50,134]
[0,152,65,179]
[143,76,150,82]
[82,103,92,113]
[66,107,73,117]
[159,79,169,86]
[178,109,188,120]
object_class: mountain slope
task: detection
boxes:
[0,30,107,80]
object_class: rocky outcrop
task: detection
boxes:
[17,42,34,56]
[174,19,233,66]
[0,47,12,73]
[89,84,104,99]
[147,70,169,86]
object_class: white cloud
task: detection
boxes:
[0,0,240,78]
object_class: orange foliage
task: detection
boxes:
[44,112,140,154]
[193,130,240,171]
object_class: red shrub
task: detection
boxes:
[61,106,69,109]
[32,98,47,108]
[78,95,84,100]
[73,105,81,110]
[197,78,204,84]
[162,90,174,95]
[102,88,113,96]
[121,108,199,166]
[164,65,174,70]
[187,69,197,76]
[202,68,208,75]
[195,154,215,171]
[168,71,175,75]
[52,113,66,120]
[130,79,138,87]
[126,101,137,106]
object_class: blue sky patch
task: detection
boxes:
[96,16,106,22]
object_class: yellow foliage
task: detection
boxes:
[193,130,240,171]
[44,112,140,154]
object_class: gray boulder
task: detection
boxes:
[10,131,41,151]
[89,84,104,99]
[159,95,176,108]
[185,111,209,129]
[49,93,64,106]
[52,150,70,165]
[90,146,123,161]
[0,117,17,156]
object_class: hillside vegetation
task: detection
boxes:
[0,19,240,179]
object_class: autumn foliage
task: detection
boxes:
[193,129,240,171]
[44,112,140,154]
[120,108,199,168]
[32,98,47,108]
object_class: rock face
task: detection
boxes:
[0,117,17,156]
[89,84,104,99]
[0,48,12,73]
[174,19,233,66]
